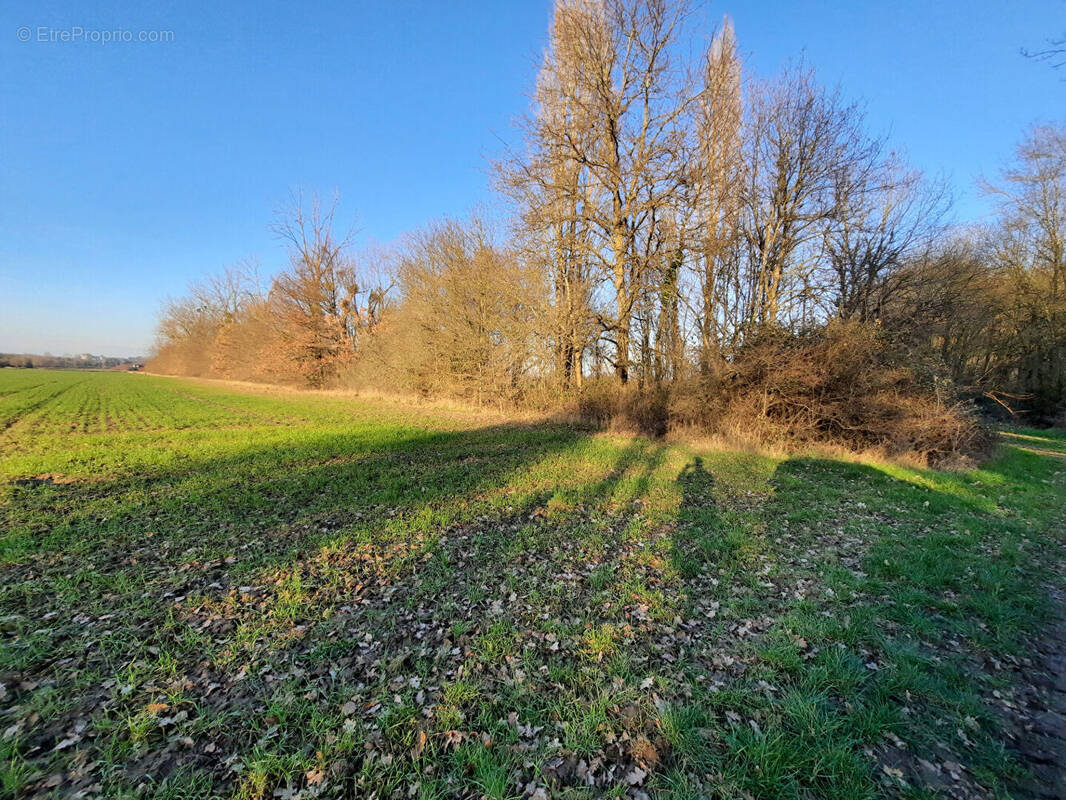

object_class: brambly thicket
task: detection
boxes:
[149,1,1066,462]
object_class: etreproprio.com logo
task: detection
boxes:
[16,26,175,44]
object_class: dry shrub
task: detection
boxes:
[700,321,990,463]
[572,322,988,463]
[883,395,994,466]
[577,380,670,437]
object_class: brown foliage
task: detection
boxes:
[577,380,670,437]
[682,321,990,463]
[572,321,990,464]
[346,217,548,405]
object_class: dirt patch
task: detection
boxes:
[860,577,1066,799]
[1010,586,1066,798]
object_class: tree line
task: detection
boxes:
[151,0,1066,461]
[1,354,142,370]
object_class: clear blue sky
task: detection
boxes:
[0,0,1061,356]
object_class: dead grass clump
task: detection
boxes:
[577,381,670,438]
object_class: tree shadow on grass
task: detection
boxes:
[667,456,723,579]
[7,427,1060,799]
[2,421,583,562]
[658,445,1065,800]
[0,419,686,796]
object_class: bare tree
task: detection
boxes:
[984,124,1066,294]
[153,261,264,377]
[518,0,698,384]
[981,123,1066,416]
[269,192,361,386]
[193,260,263,322]
[741,65,879,332]
[497,0,601,390]
[385,217,547,404]
[693,16,743,371]
[826,155,949,322]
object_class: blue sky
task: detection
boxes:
[0,0,1061,356]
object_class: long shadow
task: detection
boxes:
[0,419,597,683]
[632,442,1066,800]
[667,456,723,579]
[762,451,1062,644]
[11,420,1058,798]
[2,420,586,564]
[0,415,684,794]
[719,448,1066,799]
[677,456,717,518]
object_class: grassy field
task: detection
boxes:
[1,370,1064,799]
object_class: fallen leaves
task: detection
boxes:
[5,378,1064,800]
[410,728,427,759]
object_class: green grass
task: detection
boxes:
[1,369,1063,799]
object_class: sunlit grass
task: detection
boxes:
[0,370,1063,798]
